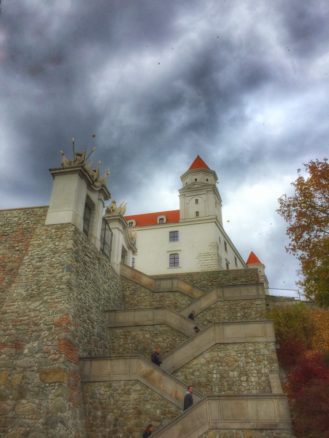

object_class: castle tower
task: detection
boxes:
[179,155,223,224]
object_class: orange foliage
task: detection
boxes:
[310,309,329,352]
[277,159,329,306]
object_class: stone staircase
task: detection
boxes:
[80,266,294,437]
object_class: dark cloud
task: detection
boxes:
[1,0,328,293]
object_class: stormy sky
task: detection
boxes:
[1,0,328,297]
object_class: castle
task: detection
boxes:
[0,146,294,437]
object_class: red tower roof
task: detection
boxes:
[246,251,262,265]
[189,155,210,170]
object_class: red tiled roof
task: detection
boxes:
[124,210,180,227]
[189,155,210,170]
[246,251,262,265]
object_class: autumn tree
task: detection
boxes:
[278,159,329,307]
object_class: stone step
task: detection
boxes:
[161,320,275,373]
[180,283,265,319]
[120,264,204,299]
[152,395,293,437]
[107,308,197,336]
[80,356,202,409]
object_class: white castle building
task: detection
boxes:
[123,155,257,275]
[45,147,265,278]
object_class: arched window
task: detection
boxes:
[169,253,179,267]
[157,215,166,224]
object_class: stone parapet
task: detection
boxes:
[121,276,193,311]
[80,357,202,408]
[153,395,292,438]
[162,321,275,373]
[171,269,261,291]
[108,308,196,336]
[181,284,265,319]
[121,264,204,298]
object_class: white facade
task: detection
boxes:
[125,156,246,275]
[46,165,110,251]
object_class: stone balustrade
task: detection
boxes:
[162,321,275,373]
[80,356,202,408]
[153,395,293,438]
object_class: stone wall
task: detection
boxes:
[0,207,122,437]
[173,268,260,292]
[0,207,48,309]
[173,342,278,395]
[196,299,266,326]
[108,325,188,357]
[82,380,181,438]
[121,277,192,311]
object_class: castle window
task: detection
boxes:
[206,178,209,181]
[194,178,198,182]
[132,257,135,268]
[100,218,112,259]
[83,196,94,237]
[157,215,166,224]
[127,220,135,227]
[195,211,199,217]
[169,253,179,268]
[225,259,230,270]
[169,230,179,242]
[121,246,128,264]
[224,241,228,252]
[195,199,199,205]
[234,256,238,267]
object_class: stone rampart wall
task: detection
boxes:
[196,299,266,326]
[0,207,122,436]
[0,207,48,309]
[172,268,260,291]
[173,342,278,395]
[108,325,188,357]
[82,380,181,438]
[70,227,122,357]
[121,277,192,311]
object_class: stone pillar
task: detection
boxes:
[105,213,136,274]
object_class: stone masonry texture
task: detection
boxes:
[82,380,180,438]
[108,325,188,357]
[0,207,122,437]
[0,206,293,437]
[196,299,266,326]
[173,343,279,395]
[173,269,260,291]
[121,276,192,311]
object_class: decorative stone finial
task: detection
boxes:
[106,201,127,216]
[59,135,110,188]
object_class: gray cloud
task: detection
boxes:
[1,0,328,294]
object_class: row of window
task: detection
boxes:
[169,254,237,269]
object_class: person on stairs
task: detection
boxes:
[151,346,162,366]
[183,385,194,410]
[142,423,154,437]
[188,310,195,320]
